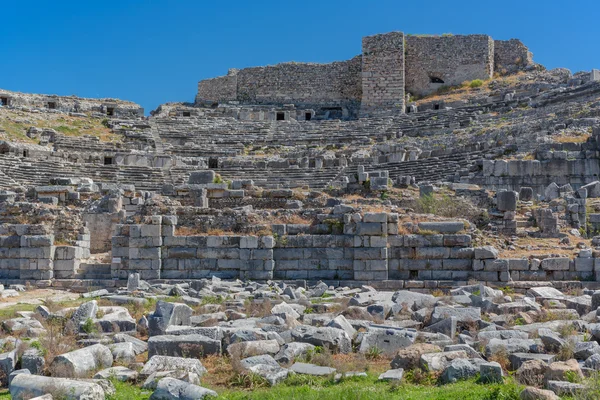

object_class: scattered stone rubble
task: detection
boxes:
[2,279,600,398]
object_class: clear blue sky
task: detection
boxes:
[2,0,598,114]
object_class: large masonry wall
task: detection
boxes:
[405,35,494,97]
[197,58,363,113]
[105,213,599,288]
[360,32,405,117]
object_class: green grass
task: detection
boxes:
[0,303,37,319]
[0,376,524,400]
[217,376,523,400]
[107,380,152,400]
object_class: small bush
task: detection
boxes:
[469,79,484,88]
[365,346,383,360]
[81,317,98,334]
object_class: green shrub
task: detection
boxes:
[469,79,484,88]
[81,317,97,334]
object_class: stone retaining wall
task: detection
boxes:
[107,214,600,286]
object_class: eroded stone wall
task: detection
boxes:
[405,35,494,97]
[0,89,144,117]
[196,70,238,103]
[196,58,363,114]
[360,32,405,117]
[494,39,534,74]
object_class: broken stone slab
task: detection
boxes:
[545,359,584,382]
[545,380,586,396]
[274,342,316,364]
[391,343,441,370]
[291,326,352,354]
[83,289,109,298]
[149,377,217,400]
[440,358,478,384]
[574,341,600,360]
[71,300,98,327]
[497,190,518,211]
[420,350,468,372]
[21,348,45,375]
[424,317,457,339]
[480,361,504,383]
[148,301,193,336]
[358,327,416,355]
[226,340,280,358]
[290,362,336,376]
[50,344,113,378]
[95,306,136,333]
[8,369,29,387]
[271,301,300,320]
[586,353,600,370]
[140,355,207,379]
[431,306,481,324]
[378,368,404,381]
[247,364,289,386]
[444,344,483,359]
[509,353,556,370]
[148,334,221,358]
[105,295,148,306]
[10,374,105,400]
[240,355,280,369]
[113,332,148,354]
[485,339,541,358]
[94,366,139,382]
[127,272,140,291]
[327,315,357,338]
[391,290,436,311]
[519,387,559,400]
[109,342,136,363]
[581,181,600,198]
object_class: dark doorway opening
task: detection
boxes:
[406,107,411,114]
[305,112,312,121]
[22,150,27,158]
[433,104,440,110]
[47,102,56,109]
[106,107,115,116]
[430,76,445,84]
[104,156,113,165]
[182,111,191,117]
[276,112,285,121]
[0,97,8,106]
[208,157,218,169]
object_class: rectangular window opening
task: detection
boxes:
[183,111,191,117]
[47,102,56,109]
[106,107,115,116]
[0,97,8,106]
[276,112,285,121]
[104,156,113,165]
[305,112,312,121]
